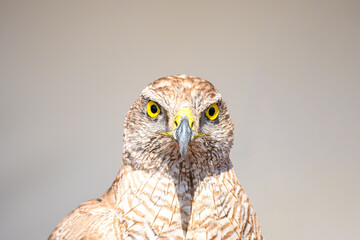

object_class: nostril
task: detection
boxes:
[175,121,178,127]
[191,122,194,128]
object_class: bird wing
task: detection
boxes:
[228,169,263,240]
[48,198,122,240]
[239,198,263,240]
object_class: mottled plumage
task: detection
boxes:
[49,75,263,239]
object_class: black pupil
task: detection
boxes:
[208,107,215,116]
[151,104,158,114]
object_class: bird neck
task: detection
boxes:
[106,159,234,236]
[121,144,232,174]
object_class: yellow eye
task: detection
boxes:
[206,103,219,120]
[147,101,160,118]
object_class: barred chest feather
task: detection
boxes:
[111,164,252,239]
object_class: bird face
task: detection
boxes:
[122,75,234,171]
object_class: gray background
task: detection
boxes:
[1,1,359,239]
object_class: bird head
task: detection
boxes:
[122,75,234,171]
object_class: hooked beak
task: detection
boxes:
[172,117,195,159]
[159,107,205,159]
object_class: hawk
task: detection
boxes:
[49,75,263,239]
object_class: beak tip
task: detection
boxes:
[180,147,187,159]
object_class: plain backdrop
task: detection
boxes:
[1,1,359,239]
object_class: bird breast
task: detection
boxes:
[111,164,246,239]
